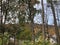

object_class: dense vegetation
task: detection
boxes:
[0,0,60,45]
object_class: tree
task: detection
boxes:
[50,0,60,45]
[41,0,46,45]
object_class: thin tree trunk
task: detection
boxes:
[50,0,60,45]
[0,0,3,24]
[41,0,46,45]
[0,0,4,45]
[4,0,9,24]
[28,0,35,44]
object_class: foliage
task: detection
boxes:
[0,0,60,45]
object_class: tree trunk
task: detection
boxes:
[50,0,60,45]
[0,0,3,24]
[28,0,35,44]
[4,0,9,24]
[41,0,46,45]
[0,0,4,45]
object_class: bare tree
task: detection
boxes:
[50,0,60,45]
[41,0,46,45]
